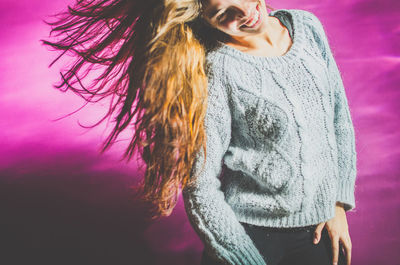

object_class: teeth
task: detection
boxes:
[245,9,259,27]
[249,11,259,26]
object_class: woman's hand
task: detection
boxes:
[313,202,352,265]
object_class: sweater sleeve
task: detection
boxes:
[302,10,357,212]
[182,57,267,265]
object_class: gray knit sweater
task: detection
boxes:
[182,9,357,265]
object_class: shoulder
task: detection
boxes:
[205,43,230,70]
[204,49,231,100]
[272,9,325,37]
[283,8,324,28]
[205,49,224,74]
[204,48,230,88]
[285,9,331,56]
[271,8,328,43]
[271,8,321,21]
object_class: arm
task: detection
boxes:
[182,58,266,265]
[303,11,357,212]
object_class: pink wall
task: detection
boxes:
[1,0,399,264]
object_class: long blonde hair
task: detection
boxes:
[43,0,274,219]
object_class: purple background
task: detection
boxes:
[1,0,399,264]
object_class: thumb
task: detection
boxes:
[313,222,325,244]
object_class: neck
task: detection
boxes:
[226,16,284,51]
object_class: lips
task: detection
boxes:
[242,2,261,28]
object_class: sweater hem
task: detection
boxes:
[232,197,336,228]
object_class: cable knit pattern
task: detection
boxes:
[182,9,357,265]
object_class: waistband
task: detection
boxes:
[241,222,318,233]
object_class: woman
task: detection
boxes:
[43,0,357,264]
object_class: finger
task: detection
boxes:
[313,222,325,244]
[331,235,339,265]
[342,237,352,265]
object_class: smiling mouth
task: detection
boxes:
[241,2,261,28]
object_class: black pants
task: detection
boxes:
[200,222,347,265]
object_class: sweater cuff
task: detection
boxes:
[227,242,267,265]
[336,178,356,212]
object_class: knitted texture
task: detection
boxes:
[182,9,357,265]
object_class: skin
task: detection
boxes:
[200,1,353,265]
[200,0,293,57]
[314,202,352,265]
